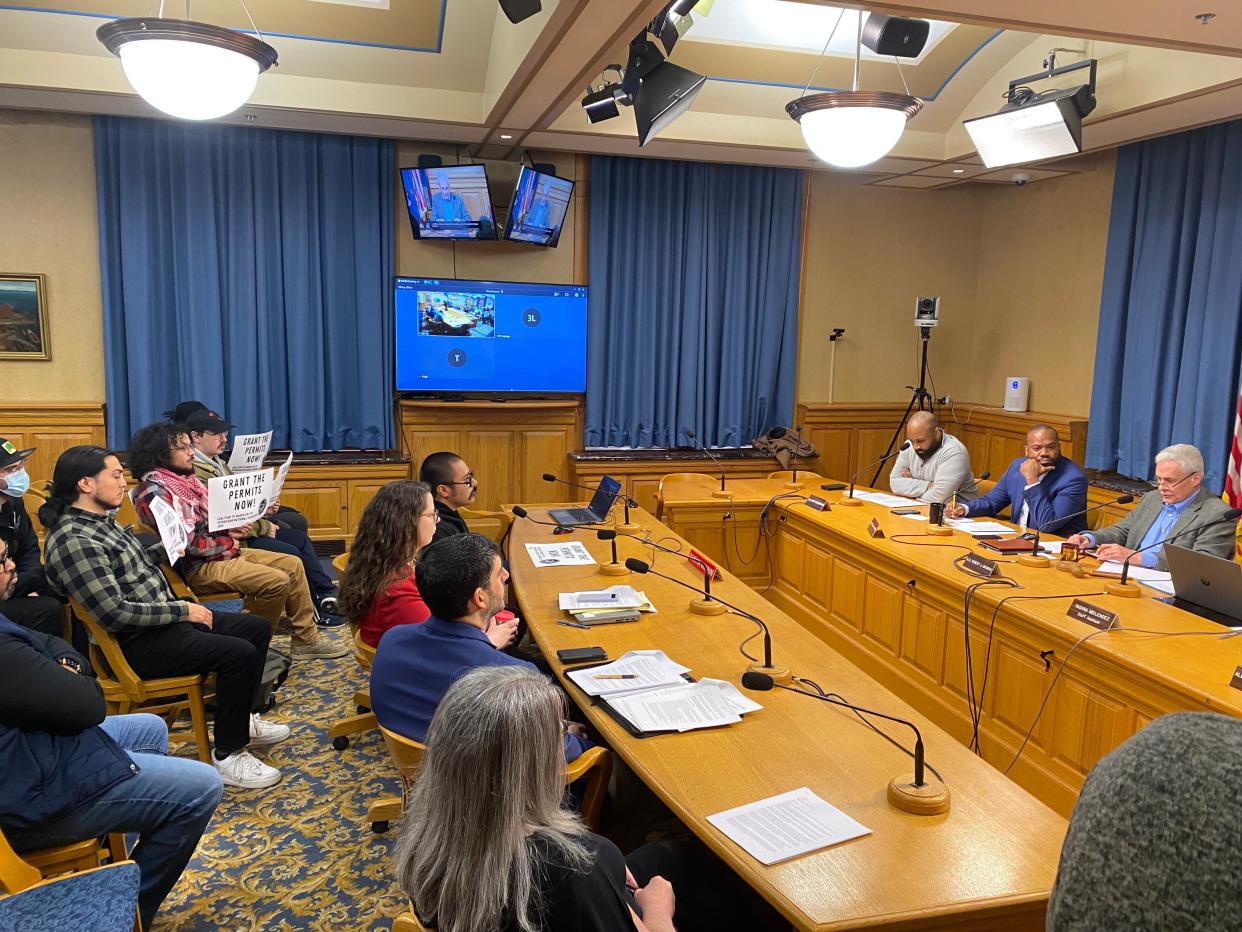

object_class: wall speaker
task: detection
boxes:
[861,14,929,58]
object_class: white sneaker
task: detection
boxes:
[249,713,291,747]
[214,749,282,789]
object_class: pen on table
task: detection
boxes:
[593,673,637,680]
[557,619,590,630]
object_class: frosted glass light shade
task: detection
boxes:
[98,19,277,121]
[786,91,922,169]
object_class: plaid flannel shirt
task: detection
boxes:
[133,477,240,570]
[44,507,189,634]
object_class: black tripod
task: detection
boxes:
[870,326,936,486]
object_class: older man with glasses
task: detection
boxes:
[1066,443,1236,570]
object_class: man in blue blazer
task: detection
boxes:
[947,425,1088,535]
[369,533,587,762]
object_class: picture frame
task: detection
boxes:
[0,274,50,360]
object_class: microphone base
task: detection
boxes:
[615,522,642,533]
[888,775,950,816]
[783,480,803,490]
[925,524,953,537]
[837,496,864,507]
[1018,554,1053,568]
[747,662,791,684]
[711,488,732,499]
[689,598,728,616]
[599,562,630,577]
[1106,581,1143,599]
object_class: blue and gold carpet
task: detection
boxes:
[154,624,410,931]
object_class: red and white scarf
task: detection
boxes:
[143,467,208,534]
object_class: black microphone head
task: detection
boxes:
[624,557,650,573]
[1116,494,1135,505]
[685,429,696,439]
[979,471,991,481]
[511,506,528,518]
[741,671,774,691]
[1227,509,1242,521]
[900,440,911,450]
[597,529,617,541]
[766,426,787,440]
[541,473,556,482]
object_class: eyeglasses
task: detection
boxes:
[170,442,193,453]
[420,510,440,523]
[444,473,476,486]
[1149,472,1198,490]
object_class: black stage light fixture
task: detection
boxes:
[963,56,1097,167]
[652,0,698,55]
[861,14,930,58]
[498,0,541,24]
[634,60,705,146]
[581,65,627,124]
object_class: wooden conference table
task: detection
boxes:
[661,478,1242,817]
[509,506,1065,932]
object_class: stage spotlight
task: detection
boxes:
[964,55,1097,167]
[634,60,705,147]
[498,0,541,24]
[581,65,627,124]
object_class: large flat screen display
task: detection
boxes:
[503,166,574,247]
[395,277,588,393]
[399,165,497,240]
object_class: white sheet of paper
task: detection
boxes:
[707,787,872,865]
[606,678,763,734]
[226,431,273,473]
[524,542,596,567]
[850,490,916,508]
[565,650,690,697]
[147,493,188,564]
[1142,577,1176,595]
[1096,561,1173,583]
[271,450,294,499]
[559,585,644,610]
[946,519,1018,536]
[207,469,274,532]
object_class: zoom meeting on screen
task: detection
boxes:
[394,278,588,393]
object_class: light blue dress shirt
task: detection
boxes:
[1085,494,1197,568]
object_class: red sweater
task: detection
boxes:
[358,565,430,649]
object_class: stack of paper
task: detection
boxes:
[945,518,1018,536]
[1096,561,1174,593]
[557,586,657,624]
[565,650,690,697]
[848,490,915,508]
[608,678,763,733]
[707,787,872,865]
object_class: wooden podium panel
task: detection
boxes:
[510,508,1064,932]
[662,478,1242,817]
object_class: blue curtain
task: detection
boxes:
[95,116,394,451]
[585,155,803,448]
[1086,120,1242,490]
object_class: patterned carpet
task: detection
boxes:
[153,621,411,931]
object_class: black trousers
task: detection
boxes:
[248,525,334,602]
[120,613,270,758]
[0,594,65,637]
[272,506,308,535]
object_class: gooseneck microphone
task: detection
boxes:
[511,505,568,530]
[595,529,629,576]
[542,473,638,509]
[685,430,729,497]
[840,441,911,506]
[741,671,949,815]
[625,558,787,680]
[1109,507,1242,596]
[1021,493,1135,567]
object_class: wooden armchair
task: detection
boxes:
[655,472,719,520]
[767,470,824,483]
[328,626,378,752]
[1,824,136,929]
[391,913,427,932]
[460,507,513,545]
[68,598,212,764]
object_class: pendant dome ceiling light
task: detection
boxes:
[785,11,922,169]
[97,2,278,121]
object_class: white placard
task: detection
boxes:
[271,450,294,499]
[707,787,872,865]
[148,494,188,564]
[207,469,274,532]
[226,431,273,472]
[525,542,597,567]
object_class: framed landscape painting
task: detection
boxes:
[0,274,50,360]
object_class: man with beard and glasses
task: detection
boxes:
[947,424,1088,535]
[888,412,979,505]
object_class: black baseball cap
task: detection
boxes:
[184,410,233,433]
[0,438,35,470]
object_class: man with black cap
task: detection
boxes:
[183,408,340,623]
[0,438,64,636]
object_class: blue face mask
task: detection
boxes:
[2,468,30,498]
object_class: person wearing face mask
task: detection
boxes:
[887,412,979,505]
[0,438,64,636]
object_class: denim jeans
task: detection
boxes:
[7,713,223,930]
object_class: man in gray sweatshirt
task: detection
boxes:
[888,411,979,505]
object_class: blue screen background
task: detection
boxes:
[395,277,588,392]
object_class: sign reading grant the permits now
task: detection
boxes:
[227,431,273,473]
[208,469,274,532]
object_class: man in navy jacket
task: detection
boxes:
[0,613,222,929]
[947,425,1089,535]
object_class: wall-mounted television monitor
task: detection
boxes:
[395,277,588,393]
[503,166,574,247]
[399,165,497,240]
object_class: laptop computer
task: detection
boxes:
[1161,544,1242,626]
[548,475,622,527]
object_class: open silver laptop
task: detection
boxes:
[547,475,621,527]
[1163,544,1242,624]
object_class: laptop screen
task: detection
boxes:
[587,475,622,518]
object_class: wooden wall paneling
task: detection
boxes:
[572,458,774,517]
[278,481,349,538]
[0,403,107,485]
[518,429,577,505]
[901,598,949,690]
[861,575,903,656]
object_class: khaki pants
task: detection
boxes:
[188,549,319,646]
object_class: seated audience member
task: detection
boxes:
[1047,712,1242,932]
[1066,443,1236,570]
[40,445,288,788]
[947,425,1088,534]
[888,412,979,505]
[368,534,587,754]
[0,438,64,636]
[184,407,341,623]
[395,665,774,932]
[420,451,477,543]
[128,422,347,661]
[338,480,436,649]
[0,613,223,929]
